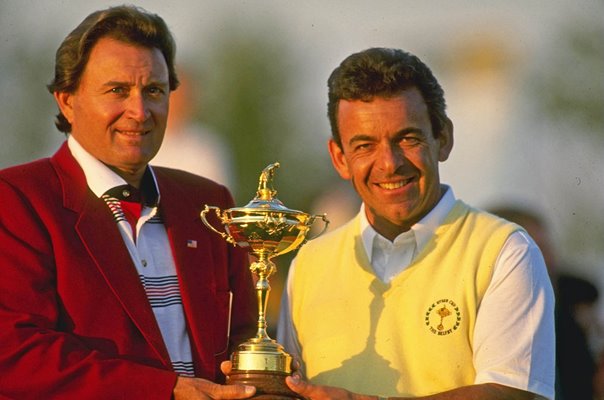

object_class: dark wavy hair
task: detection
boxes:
[47,5,179,133]
[327,47,448,147]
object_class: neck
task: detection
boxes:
[368,185,447,241]
[109,165,146,189]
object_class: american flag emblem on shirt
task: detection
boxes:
[187,240,197,248]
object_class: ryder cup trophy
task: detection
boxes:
[200,162,328,399]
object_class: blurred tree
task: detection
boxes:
[534,18,604,142]
[0,35,59,167]
[192,24,333,211]
[529,8,604,266]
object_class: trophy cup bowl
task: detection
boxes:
[200,162,328,399]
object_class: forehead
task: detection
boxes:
[336,88,429,130]
[83,37,168,80]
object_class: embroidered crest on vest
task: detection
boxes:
[425,299,461,335]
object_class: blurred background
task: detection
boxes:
[1,0,603,366]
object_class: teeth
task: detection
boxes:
[379,181,404,190]
[378,178,411,190]
[118,130,144,136]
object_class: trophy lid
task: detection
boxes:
[234,162,305,216]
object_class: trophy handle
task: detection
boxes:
[200,205,236,245]
[306,213,330,241]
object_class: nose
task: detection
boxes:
[376,142,405,173]
[125,92,150,122]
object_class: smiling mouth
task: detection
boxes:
[117,130,149,136]
[377,177,414,190]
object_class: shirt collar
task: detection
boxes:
[360,185,456,261]
[67,135,160,205]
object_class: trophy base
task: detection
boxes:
[227,371,300,399]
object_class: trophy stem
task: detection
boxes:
[251,254,276,340]
[255,273,270,340]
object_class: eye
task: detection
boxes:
[400,136,421,146]
[109,87,127,95]
[146,86,167,97]
[353,142,373,152]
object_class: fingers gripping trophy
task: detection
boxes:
[200,163,329,399]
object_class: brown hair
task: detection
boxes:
[47,5,179,133]
[327,48,448,147]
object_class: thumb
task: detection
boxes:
[285,373,311,396]
[214,383,256,399]
[199,380,256,399]
[220,360,233,376]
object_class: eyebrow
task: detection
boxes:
[348,134,375,146]
[101,80,169,88]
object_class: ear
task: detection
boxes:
[437,118,454,162]
[328,138,352,180]
[53,91,74,125]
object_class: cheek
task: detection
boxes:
[74,100,121,127]
[413,149,439,172]
[71,104,97,133]
[152,100,169,117]
[348,157,373,183]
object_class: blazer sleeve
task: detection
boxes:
[0,177,177,400]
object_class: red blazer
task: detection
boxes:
[0,143,257,399]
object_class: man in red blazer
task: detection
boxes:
[0,5,257,400]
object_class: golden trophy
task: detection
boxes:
[200,162,328,399]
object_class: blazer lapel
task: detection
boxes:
[52,143,171,366]
[76,199,172,365]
